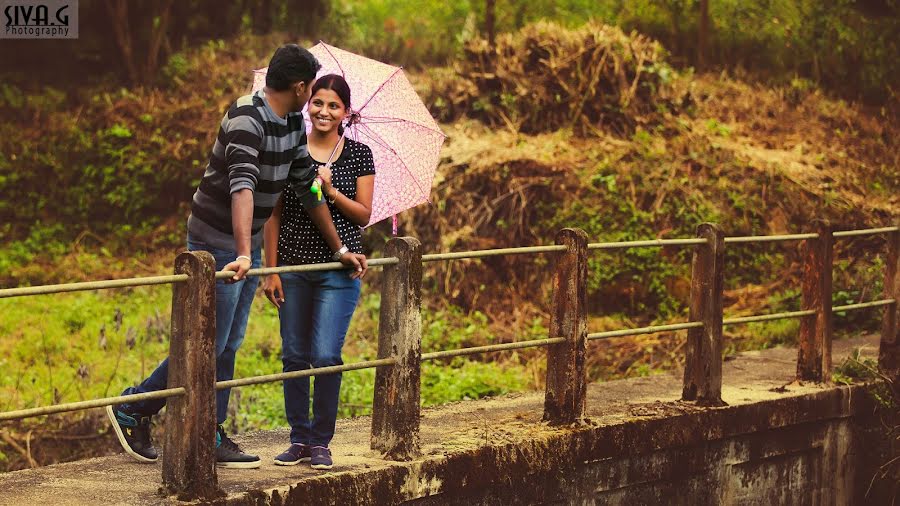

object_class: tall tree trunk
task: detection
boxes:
[144,0,175,82]
[697,0,710,70]
[485,0,496,47]
[104,0,139,84]
[206,0,227,38]
[254,0,274,34]
[169,1,191,51]
[104,0,174,85]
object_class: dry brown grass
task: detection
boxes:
[422,20,684,136]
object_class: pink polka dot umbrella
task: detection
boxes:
[251,42,446,230]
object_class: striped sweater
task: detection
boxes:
[187,90,322,251]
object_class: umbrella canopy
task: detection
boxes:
[251,42,445,228]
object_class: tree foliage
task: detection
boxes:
[0,0,328,88]
[321,0,900,101]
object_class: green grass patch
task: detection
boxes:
[1,289,534,434]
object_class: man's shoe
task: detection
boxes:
[216,425,261,469]
[309,446,333,470]
[273,443,311,466]
[105,405,158,463]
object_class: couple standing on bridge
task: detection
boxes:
[105,44,375,471]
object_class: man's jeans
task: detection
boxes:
[119,237,261,424]
[279,269,360,447]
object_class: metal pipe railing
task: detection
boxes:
[833,226,898,238]
[421,337,566,361]
[724,233,818,244]
[588,238,706,250]
[0,387,185,422]
[422,245,566,262]
[4,226,895,299]
[587,321,704,340]
[216,357,396,390]
[214,257,400,280]
[723,309,816,326]
[0,274,189,299]
[833,299,895,312]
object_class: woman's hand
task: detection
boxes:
[263,273,284,309]
[318,166,332,190]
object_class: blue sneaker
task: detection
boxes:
[310,446,333,470]
[273,443,311,466]
[105,405,158,463]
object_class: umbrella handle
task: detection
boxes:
[324,129,348,168]
[310,177,324,201]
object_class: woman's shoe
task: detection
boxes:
[273,443,311,466]
[309,446,333,470]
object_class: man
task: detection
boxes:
[105,44,367,468]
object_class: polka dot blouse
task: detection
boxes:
[278,138,376,265]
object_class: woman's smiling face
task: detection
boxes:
[308,88,347,134]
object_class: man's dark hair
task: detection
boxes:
[266,44,321,91]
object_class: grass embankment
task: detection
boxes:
[406,21,894,379]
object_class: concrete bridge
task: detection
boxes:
[0,334,887,505]
[1,225,897,504]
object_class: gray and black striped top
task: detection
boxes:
[187,89,322,251]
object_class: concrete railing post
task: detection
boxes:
[682,223,726,406]
[798,220,833,382]
[371,237,423,460]
[161,251,220,500]
[543,228,588,425]
[879,226,899,382]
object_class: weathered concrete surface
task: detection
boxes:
[0,335,882,505]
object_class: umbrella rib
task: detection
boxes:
[358,119,406,124]
[354,123,396,154]
[356,67,405,115]
[361,116,446,137]
[319,41,346,79]
[356,122,431,204]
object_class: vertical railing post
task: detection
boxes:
[879,226,899,382]
[543,228,588,425]
[371,237,423,460]
[798,220,833,382]
[682,223,726,406]
[161,251,220,500]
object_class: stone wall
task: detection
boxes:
[233,386,874,506]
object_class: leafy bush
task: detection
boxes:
[0,34,291,284]
[424,20,682,136]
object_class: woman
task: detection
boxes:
[263,74,375,470]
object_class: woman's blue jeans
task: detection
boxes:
[119,237,261,424]
[278,269,360,447]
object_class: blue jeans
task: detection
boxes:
[120,237,261,424]
[279,269,360,447]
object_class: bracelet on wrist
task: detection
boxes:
[236,255,251,263]
[332,245,349,261]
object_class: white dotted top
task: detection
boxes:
[278,138,376,264]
